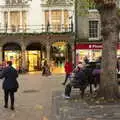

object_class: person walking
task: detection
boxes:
[0,61,19,110]
[42,60,51,76]
[62,59,73,85]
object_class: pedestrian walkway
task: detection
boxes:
[52,66,65,74]
[0,73,65,120]
[1,73,119,120]
[51,90,120,120]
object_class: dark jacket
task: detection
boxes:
[0,66,19,90]
[72,69,87,85]
[92,68,100,84]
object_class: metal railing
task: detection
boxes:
[0,24,73,33]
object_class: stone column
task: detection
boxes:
[20,11,23,32]
[46,43,50,62]
[49,10,51,25]
[8,11,10,32]
[61,9,64,32]
[49,10,51,31]
[21,45,27,72]
[0,46,3,63]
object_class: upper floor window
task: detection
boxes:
[44,10,70,32]
[89,20,98,38]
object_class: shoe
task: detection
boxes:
[4,105,8,108]
[10,106,15,111]
[62,94,70,99]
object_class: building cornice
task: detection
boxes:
[0,5,29,11]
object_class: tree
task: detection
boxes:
[92,0,120,100]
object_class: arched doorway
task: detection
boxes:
[51,41,72,73]
[3,43,21,70]
[26,43,45,72]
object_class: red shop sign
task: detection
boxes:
[76,44,120,49]
[75,44,102,49]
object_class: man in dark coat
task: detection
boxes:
[0,61,19,110]
[63,65,87,98]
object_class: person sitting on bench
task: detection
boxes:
[63,63,87,99]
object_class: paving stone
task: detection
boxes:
[51,90,120,120]
[0,73,64,120]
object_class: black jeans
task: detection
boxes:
[63,73,70,85]
[65,82,86,98]
[4,89,15,107]
[65,83,72,96]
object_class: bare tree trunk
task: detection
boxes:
[99,7,119,99]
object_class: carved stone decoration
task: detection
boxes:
[44,0,73,5]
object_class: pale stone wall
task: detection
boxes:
[77,16,89,40]
[28,0,44,31]
[77,9,101,40]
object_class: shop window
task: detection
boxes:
[89,20,98,38]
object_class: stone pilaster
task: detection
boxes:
[20,11,23,32]
[49,10,51,25]
[21,45,27,71]
[61,9,64,31]
[0,46,3,63]
[46,43,51,62]
[8,11,10,32]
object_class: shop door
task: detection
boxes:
[28,51,40,71]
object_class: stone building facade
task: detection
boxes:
[0,0,106,71]
[0,0,74,72]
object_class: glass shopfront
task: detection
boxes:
[76,43,120,64]
[52,42,66,67]
[76,44,102,64]
[27,51,41,71]
[76,49,102,64]
[3,43,21,71]
[4,51,21,70]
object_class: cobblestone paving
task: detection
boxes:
[51,91,120,120]
[0,73,64,120]
[0,72,120,120]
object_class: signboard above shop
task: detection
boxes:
[75,44,120,49]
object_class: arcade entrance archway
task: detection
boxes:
[51,41,72,73]
[3,43,21,70]
[26,43,46,71]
